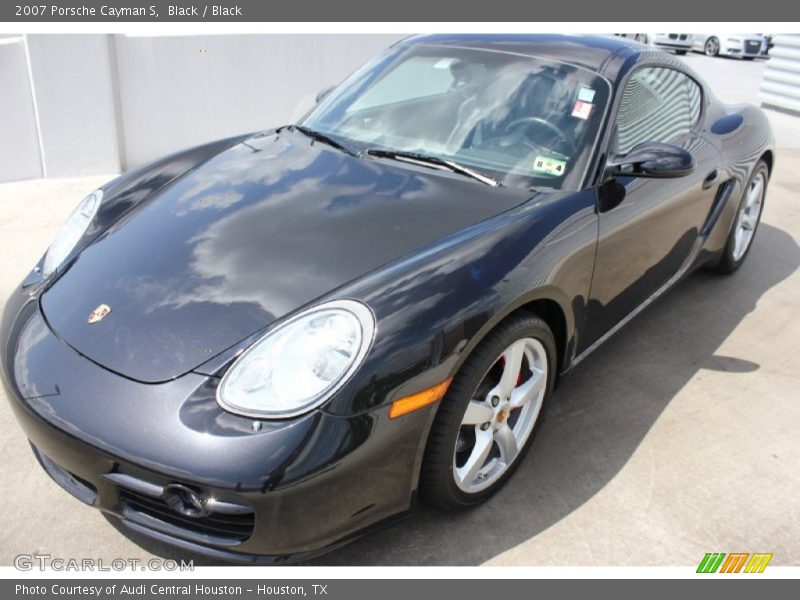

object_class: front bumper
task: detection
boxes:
[1,285,433,563]
[722,39,764,57]
[653,34,693,51]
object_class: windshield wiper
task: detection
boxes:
[366,148,501,187]
[292,125,359,157]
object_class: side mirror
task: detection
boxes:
[315,86,334,104]
[607,142,695,179]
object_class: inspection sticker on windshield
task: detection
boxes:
[571,100,594,120]
[533,156,567,177]
[578,87,596,102]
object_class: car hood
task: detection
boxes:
[41,131,532,383]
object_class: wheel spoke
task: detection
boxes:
[462,400,493,425]
[497,340,525,398]
[495,424,518,463]
[456,429,494,486]
[733,228,745,258]
[734,172,765,260]
[509,370,545,409]
[748,179,763,206]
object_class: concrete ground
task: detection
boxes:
[0,52,799,567]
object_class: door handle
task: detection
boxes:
[702,169,719,190]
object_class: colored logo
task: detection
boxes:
[697,552,773,573]
[87,303,111,324]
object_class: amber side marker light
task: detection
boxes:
[389,378,452,419]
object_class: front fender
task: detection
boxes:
[28,133,257,292]
[325,188,599,416]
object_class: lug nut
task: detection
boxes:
[491,396,499,407]
[480,422,491,431]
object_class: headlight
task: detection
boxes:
[42,189,102,277]
[217,299,375,419]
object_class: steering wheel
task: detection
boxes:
[504,117,576,155]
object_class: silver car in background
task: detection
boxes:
[695,34,766,59]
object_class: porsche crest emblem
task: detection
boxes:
[87,304,111,324]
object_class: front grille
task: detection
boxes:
[679,34,688,40]
[669,34,678,40]
[745,40,761,53]
[119,488,254,542]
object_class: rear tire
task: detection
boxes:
[716,160,769,274]
[420,313,556,511]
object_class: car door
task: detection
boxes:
[581,66,721,350]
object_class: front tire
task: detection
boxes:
[716,160,769,274]
[420,313,556,510]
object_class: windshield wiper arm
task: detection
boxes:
[366,148,501,187]
[292,125,359,157]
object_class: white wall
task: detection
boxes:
[0,34,405,182]
[114,34,404,167]
[0,36,43,183]
[26,34,121,178]
[760,34,800,115]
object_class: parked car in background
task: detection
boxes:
[694,34,766,59]
[616,33,693,55]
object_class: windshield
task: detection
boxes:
[302,44,610,191]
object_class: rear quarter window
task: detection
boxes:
[615,66,702,155]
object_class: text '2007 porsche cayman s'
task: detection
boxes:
[1,34,774,562]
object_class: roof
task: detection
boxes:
[400,34,641,75]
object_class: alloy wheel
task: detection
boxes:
[453,337,548,493]
[732,172,765,261]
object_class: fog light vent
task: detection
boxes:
[33,446,97,505]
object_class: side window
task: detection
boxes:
[614,67,702,155]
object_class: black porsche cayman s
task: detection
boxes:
[1,34,774,562]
